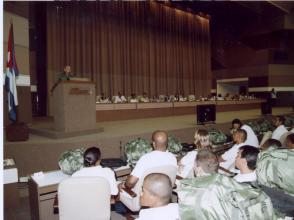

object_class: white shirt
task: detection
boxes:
[72,166,118,195]
[113,95,126,103]
[136,203,179,220]
[272,125,288,141]
[241,124,259,148]
[179,150,197,178]
[130,98,138,103]
[131,150,177,179]
[220,143,245,171]
[234,171,257,183]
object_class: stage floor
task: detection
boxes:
[9,107,293,144]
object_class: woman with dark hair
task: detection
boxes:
[72,147,118,195]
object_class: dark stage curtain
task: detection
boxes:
[47,1,211,99]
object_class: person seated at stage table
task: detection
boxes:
[178,129,211,178]
[136,173,179,220]
[139,92,150,103]
[113,91,127,103]
[260,139,281,151]
[219,129,247,172]
[129,93,139,103]
[100,93,111,103]
[231,119,259,148]
[234,145,259,183]
[72,146,118,196]
[96,93,110,103]
[119,130,177,191]
[272,115,288,141]
[217,93,224,100]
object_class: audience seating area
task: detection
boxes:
[25,113,294,220]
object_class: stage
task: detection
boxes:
[4,107,293,178]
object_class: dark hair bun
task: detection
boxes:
[83,147,101,167]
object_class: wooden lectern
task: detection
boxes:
[53,80,96,133]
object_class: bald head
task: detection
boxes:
[141,173,172,207]
[152,130,168,151]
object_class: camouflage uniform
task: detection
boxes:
[59,148,85,175]
[178,174,276,220]
[124,138,152,167]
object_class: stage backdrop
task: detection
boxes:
[46,1,211,115]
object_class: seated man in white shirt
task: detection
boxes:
[130,93,139,103]
[137,173,179,220]
[234,145,260,183]
[219,129,247,172]
[231,119,259,148]
[72,147,118,196]
[272,115,288,141]
[113,91,127,103]
[139,92,150,103]
[120,130,177,190]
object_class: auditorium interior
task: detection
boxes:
[2,1,294,220]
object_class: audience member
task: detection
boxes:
[179,148,276,220]
[194,149,219,176]
[120,130,177,190]
[234,145,259,183]
[178,129,211,178]
[231,119,259,148]
[260,139,282,151]
[272,116,288,141]
[219,129,247,171]
[136,173,179,220]
[286,133,294,149]
[72,147,118,196]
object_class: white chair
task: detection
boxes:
[120,165,177,212]
[280,131,292,147]
[260,131,273,147]
[58,177,111,220]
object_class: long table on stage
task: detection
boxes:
[96,99,266,122]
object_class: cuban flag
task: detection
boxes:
[5,23,19,122]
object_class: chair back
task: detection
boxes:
[58,177,111,220]
[279,131,292,147]
[260,131,273,147]
[120,165,177,212]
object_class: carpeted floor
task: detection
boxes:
[10,107,293,144]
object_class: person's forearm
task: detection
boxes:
[125,175,138,189]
